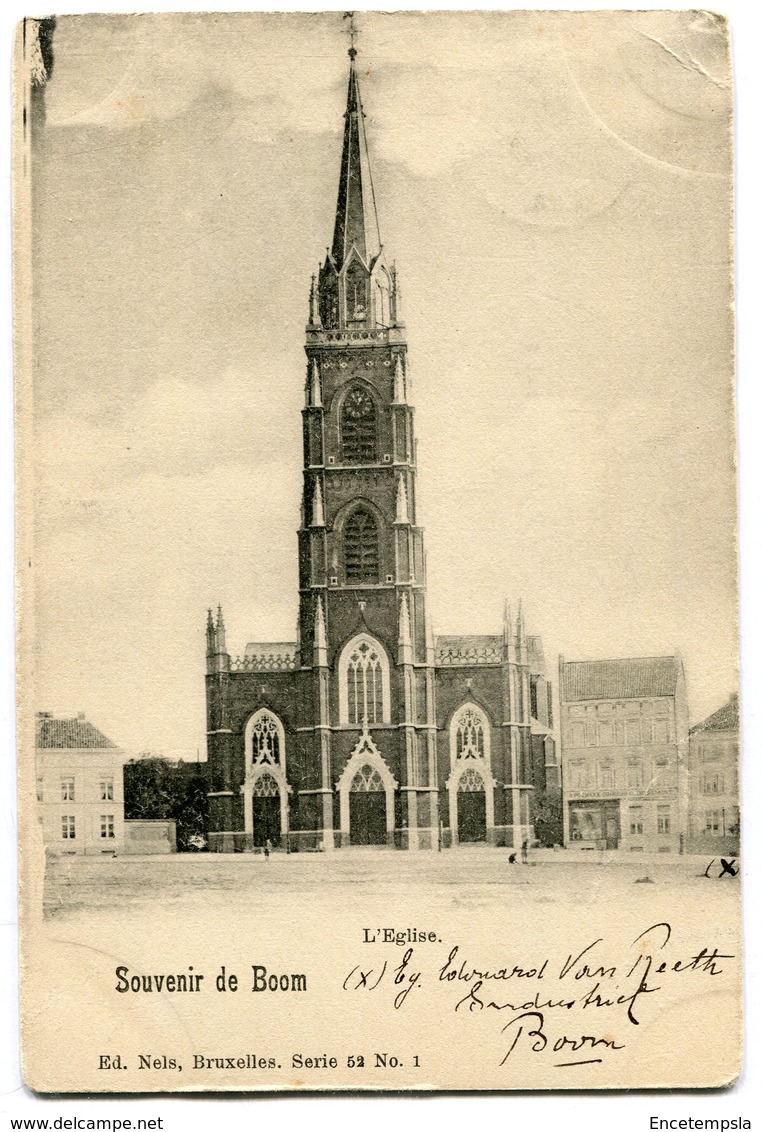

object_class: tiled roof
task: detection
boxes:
[36,714,117,749]
[690,694,739,735]
[561,657,678,702]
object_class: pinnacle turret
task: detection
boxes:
[313,595,328,667]
[215,604,226,654]
[395,475,410,524]
[312,479,325,527]
[398,593,413,665]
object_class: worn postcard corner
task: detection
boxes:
[15,9,741,1094]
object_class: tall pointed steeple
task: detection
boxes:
[315,28,400,332]
[331,42,382,271]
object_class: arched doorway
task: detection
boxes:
[252,772,281,847]
[349,765,387,845]
[457,766,487,843]
[446,703,496,845]
[242,710,291,850]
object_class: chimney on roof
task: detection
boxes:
[77,712,86,720]
[36,711,52,719]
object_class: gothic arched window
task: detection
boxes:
[449,703,491,769]
[351,765,385,793]
[341,387,377,464]
[344,507,379,583]
[458,765,486,792]
[253,771,279,797]
[339,634,391,725]
[455,707,486,759]
[245,709,286,773]
[251,712,280,765]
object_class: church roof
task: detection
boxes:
[561,656,679,702]
[35,712,117,749]
[690,694,739,735]
[330,48,382,271]
[239,643,297,671]
[243,641,296,659]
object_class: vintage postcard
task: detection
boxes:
[15,10,741,1092]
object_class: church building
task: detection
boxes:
[205,44,559,852]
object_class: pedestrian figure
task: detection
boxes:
[508,852,517,865]
[521,838,528,865]
[264,838,272,860]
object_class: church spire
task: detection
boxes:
[330,35,382,271]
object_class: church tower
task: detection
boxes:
[297,40,437,849]
[205,31,559,854]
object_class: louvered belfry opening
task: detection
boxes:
[341,387,376,463]
[344,507,379,583]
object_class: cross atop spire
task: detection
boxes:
[344,11,358,59]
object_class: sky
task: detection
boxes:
[27,10,737,757]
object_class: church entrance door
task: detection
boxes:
[349,766,387,845]
[252,772,281,847]
[457,766,487,843]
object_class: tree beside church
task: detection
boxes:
[123,757,209,851]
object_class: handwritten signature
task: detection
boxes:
[341,921,735,1068]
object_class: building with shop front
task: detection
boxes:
[559,656,689,852]
[204,44,560,852]
[685,694,740,855]
[35,711,125,855]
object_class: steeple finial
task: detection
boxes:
[344,11,358,59]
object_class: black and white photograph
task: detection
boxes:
[12,7,747,1096]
